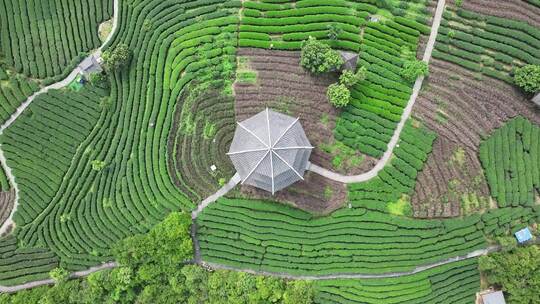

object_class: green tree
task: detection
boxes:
[496,236,518,252]
[300,37,343,74]
[514,65,540,94]
[114,212,193,271]
[339,66,367,87]
[102,43,131,71]
[49,267,69,285]
[327,83,351,107]
[88,72,109,89]
[400,60,429,82]
[479,245,540,304]
[283,280,314,304]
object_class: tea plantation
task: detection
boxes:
[0,0,539,303]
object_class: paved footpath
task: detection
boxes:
[308,0,447,183]
[0,0,119,237]
[204,246,499,280]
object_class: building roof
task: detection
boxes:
[79,56,102,76]
[533,92,540,106]
[227,108,313,194]
[482,291,506,304]
[339,51,358,71]
[515,227,533,243]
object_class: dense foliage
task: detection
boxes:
[0,212,314,304]
[327,83,350,107]
[400,60,429,82]
[339,67,367,87]
[514,65,540,94]
[479,245,540,304]
[300,37,343,74]
[102,43,131,71]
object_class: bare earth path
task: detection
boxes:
[0,0,500,295]
[0,0,119,237]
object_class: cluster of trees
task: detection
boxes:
[0,212,314,304]
[300,36,369,108]
[327,68,367,107]
[479,245,540,304]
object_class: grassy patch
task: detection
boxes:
[387,194,412,216]
[236,56,257,84]
[320,140,364,171]
[98,19,113,42]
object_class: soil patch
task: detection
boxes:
[459,0,540,28]
[230,171,348,215]
[235,48,377,175]
[411,59,540,218]
[233,48,366,214]
[0,189,15,230]
[168,86,236,202]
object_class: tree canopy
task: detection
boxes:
[514,65,540,94]
[300,36,343,74]
[339,67,367,87]
[479,245,540,304]
[400,60,429,82]
[0,211,314,304]
[102,43,131,71]
[327,83,351,108]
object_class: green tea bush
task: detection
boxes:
[0,0,113,78]
[479,117,540,207]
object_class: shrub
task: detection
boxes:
[339,66,367,87]
[514,65,540,94]
[88,72,109,89]
[327,83,350,107]
[102,43,132,71]
[49,267,69,285]
[326,24,343,40]
[479,246,540,304]
[400,60,429,82]
[300,36,343,74]
[91,160,107,171]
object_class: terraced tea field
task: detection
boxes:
[0,0,539,302]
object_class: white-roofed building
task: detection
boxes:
[227,108,313,194]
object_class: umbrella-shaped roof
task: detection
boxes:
[227,108,313,194]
